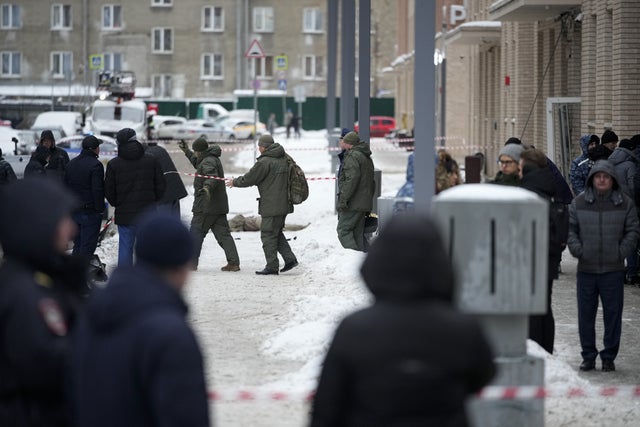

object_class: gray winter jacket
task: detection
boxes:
[568,160,640,274]
[608,146,638,197]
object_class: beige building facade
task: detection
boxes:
[391,0,640,179]
[0,0,396,103]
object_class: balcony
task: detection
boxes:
[445,21,502,46]
[489,0,581,22]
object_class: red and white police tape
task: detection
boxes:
[206,385,640,402]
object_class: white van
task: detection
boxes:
[31,111,83,137]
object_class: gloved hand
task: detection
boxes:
[178,140,188,152]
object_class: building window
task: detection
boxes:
[103,52,123,71]
[51,51,73,78]
[151,0,172,6]
[102,5,122,30]
[1,4,21,29]
[303,55,323,79]
[253,7,273,32]
[153,74,173,97]
[201,53,223,79]
[303,7,323,33]
[252,56,273,79]
[202,6,224,32]
[152,28,173,53]
[1,51,20,77]
[51,4,72,30]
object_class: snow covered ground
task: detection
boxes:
[95,131,640,426]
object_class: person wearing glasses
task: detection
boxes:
[491,143,523,186]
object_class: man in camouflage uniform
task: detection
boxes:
[227,134,298,275]
[179,136,239,271]
[336,131,375,252]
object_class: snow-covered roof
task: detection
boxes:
[0,84,153,98]
[457,21,502,29]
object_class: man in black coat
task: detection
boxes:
[24,145,50,178]
[70,211,210,427]
[310,214,495,427]
[144,140,188,217]
[0,178,87,427]
[519,148,566,354]
[39,129,70,182]
[65,135,105,257]
[105,128,165,266]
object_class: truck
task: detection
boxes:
[86,70,147,140]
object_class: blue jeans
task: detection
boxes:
[72,211,103,256]
[577,271,625,362]
[117,225,138,267]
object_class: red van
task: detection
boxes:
[354,116,396,137]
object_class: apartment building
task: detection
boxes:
[0,1,396,103]
[392,0,640,178]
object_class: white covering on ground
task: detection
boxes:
[95,131,639,426]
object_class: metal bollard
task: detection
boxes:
[432,184,548,427]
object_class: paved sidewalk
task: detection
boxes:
[553,250,640,385]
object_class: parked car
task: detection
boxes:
[151,116,187,140]
[0,127,38,155]
[354,116,397,138]
[174,120,226,141]
[214,116,266,139]
[57,134,118,163]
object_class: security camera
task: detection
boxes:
[575,12,583,23]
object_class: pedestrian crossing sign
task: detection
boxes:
[89,54,104,70]
[275,55,288,70]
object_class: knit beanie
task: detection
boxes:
[498,144,524,162]
[116,128,137,145]
[135,211,194,268]
[258,134,274,147]
[589,134,600,145]
[343,131,361,146]
[192,136,209,152]
[340,128,351,138]
[601,130,618,145]
[505,137,522,146]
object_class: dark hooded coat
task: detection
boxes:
[104,139,165,225]
[233,143,292,217]
[70,265,209,427]
[568,160,640,274]
[310,215,495,427]
[569,135,594,196]
[0,179,86,427]
[608,146,638,197]
[144,144,188,204]
[24,146,50,178]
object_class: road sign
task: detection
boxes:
[277,70,286,80]
[278,79,287,91]
[252,79,261,90]
[275,55,288,70]
[293,85,306,103]
[245,39,266,59]
[89,54,103,70]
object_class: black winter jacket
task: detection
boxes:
[45,145,70,182]
[310,215,495,427]
[104,140,165,225]
[145,144,188,204]
[71,265,210,427]
[65,149,105,213]
[0,179,86,427]
[24,151,48,178]
[520,166,564,280]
